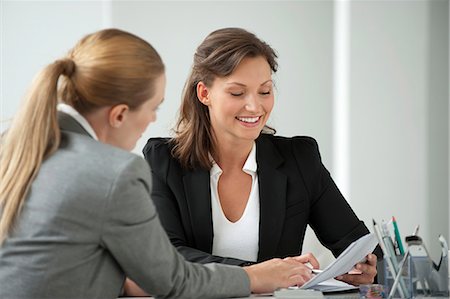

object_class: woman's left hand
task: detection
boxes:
[335,253,377,285]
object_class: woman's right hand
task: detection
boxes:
[243,258,313,293]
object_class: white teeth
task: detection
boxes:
[237,116,259,123]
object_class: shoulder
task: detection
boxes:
[257,134,321,159]
[143,137,172,157]
[142,137,176,175]
[59,131,150,180]
[256,134,324,178]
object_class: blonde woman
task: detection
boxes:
[0,29,313,299]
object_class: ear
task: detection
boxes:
[108,104,130,128]
[196,81,211,106]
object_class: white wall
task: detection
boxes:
[1,1,105,132]
[349,0,449,261]
[1,0,448,266]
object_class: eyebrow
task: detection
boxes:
[226,79,273,87]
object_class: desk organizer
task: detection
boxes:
[378,255,448,298]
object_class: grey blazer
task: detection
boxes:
[0,113,250,299]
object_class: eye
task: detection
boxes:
[260,91,271,95]
[230,92,244,97]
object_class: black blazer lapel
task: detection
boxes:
[256,135,287,261]
[182,169,214,253]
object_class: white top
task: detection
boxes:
[210,143,260,262]
[57,103,98,140]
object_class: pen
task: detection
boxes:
[392,216,405,255]
[387,248,410,299]
[372,219,405,297]
[304,262,322,274]
[377,219,408,298]
[413,225,420,236]
[381,220,398,259]
[437,234,448,270]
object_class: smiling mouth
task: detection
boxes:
[236,116,261,124]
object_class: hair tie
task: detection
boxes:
[59,58,76,77]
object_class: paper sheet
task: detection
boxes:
[301,233,378,289]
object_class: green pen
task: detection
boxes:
[392,216,405,255]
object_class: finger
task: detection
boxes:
[286,264,313,281]
[339,271,375,285]
[366,253,377,266]
[292,252,320,269]
[337,273,366,286]
[348,268,363,275]
[283,257,303,265]
[355,262,377,277]
[287,274,308,287]
[283,258,314,275]
[293,264,313,278]
[338,273,359,285]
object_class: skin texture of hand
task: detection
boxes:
[243,258,313,293]
[283,252,320,270]
[335,253,378,285]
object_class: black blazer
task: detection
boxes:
[143,134,373,266]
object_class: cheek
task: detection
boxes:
[265,97,275,112]
[141,112,156,129]
[148,112,156,124]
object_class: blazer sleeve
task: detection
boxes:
[143,139,248,266]
[291,137,371,257]
[99,155,250,299]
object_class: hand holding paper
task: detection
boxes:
[301,233,378,290]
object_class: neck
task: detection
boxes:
[214,138,254,171]
[83,107,111,143]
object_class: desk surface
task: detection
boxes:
[234,293,360,299]
[123,292,360,299]
[123,277,450,298]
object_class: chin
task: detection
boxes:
[239,132,261,141]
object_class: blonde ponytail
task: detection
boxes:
[0,59,70,244]
[0,28,164,245]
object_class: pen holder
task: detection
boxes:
[378,255,449,298]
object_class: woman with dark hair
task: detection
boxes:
[144,27,378,286]
[0,28,312,299]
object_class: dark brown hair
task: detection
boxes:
[172,27,277,170]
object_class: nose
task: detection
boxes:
[244,94,259,112]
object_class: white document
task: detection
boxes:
[311,278,357,292]
[301,233,378,290]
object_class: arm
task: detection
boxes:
[292,137,380,284]
[100,156,250,299]
[293,137,369,255]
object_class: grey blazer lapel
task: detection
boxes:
[58,111,91,137]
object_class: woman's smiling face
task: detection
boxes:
[198,55,274,145]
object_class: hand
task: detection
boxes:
[335,253,377,285]
[122,278,150,297]
[283,252,320,270]
[243,258,313,293]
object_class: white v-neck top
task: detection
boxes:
[210,143,260,262]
